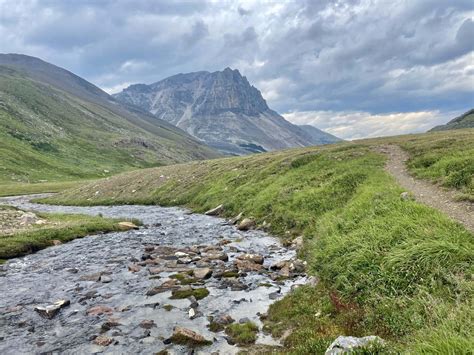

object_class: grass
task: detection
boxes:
[0,207,138,260]
[0,65,218,185]
[170,287,210,300]
[169,273,200,285]
[40,130,474,353]
[362,129,474,201]
[0,180,86,197]
[225,322,259,346]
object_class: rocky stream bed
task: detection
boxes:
[0,195,309,354]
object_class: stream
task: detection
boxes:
[0,195,307,354]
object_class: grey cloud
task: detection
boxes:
[238,6,251,16]
[0,0,472,137]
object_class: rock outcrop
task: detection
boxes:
[114,68,340,155]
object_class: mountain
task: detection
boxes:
[0,54,219,183]
[429,109,474,132]
[113,68,339,155]
[298,125,341,144]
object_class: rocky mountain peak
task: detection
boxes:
[113,68,340,155]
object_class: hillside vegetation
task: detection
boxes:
[43,129,474,353]
[0,55,218,185]
[364,129,474,201]
[430,109,474,132]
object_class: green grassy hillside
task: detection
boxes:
[0,56,218,185]
[43,129,474,353]
[430,109,474,132]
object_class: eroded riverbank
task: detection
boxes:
[0,195,307,354]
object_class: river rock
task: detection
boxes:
[325,335,385,354]
[193,268,212,280]
[93,335,114,346]
[128,264,141,273]
[202,252,228,262]
[101,319,121,333]
[118,221,139,230]
[234,259,264,272]
[170,327,212,346]
[237,218,255,231]
[229,212,243,225]
[188,296,199,308]
[205,204,224,216]
[100,275,112,283]
[52,239,62,246]
[140,320,156,329]
[215,314,234,325]
[87,305,114,316]
[80,272,103,282]
[236,253,264,265]
[175,251,189,258]
[146,279,179,296]
[34,299,70,319]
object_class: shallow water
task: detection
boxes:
[0,195,305,354]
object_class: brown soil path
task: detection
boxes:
[378,144,474,233]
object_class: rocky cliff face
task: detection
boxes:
[114,68,338,155]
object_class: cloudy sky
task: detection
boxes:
[0,0,473,139]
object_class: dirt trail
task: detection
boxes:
[379,145,474,233]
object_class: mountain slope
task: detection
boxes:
[0,54,219,183]
[298,124,341,144]
[114,68,338,155]
[429,108,474,131]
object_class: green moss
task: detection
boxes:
[225,322,259,346]
[170,288,210,300]
[222,271,239,278]
[169,333,212,346]
[163,304,174,312]
[169,273,199,285]
[208,321,224,332]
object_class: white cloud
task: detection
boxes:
[283,110,462,140]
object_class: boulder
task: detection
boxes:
[234,259,264,272]
[236,253,264,265]
[202,252,229,262]
[193,268,212,280]
[52,240,62,246]
[229,212,243,225]
[237,218,255,231]
[169,327,212,346]
[325,335,385,354]
[34,299,70,319]
[118,222,139,230]
[205,204,224,216]
[175,251,189,258]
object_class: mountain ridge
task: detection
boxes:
[114,68,340,155]
[0,54,219,183]
[429,108,474,132]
